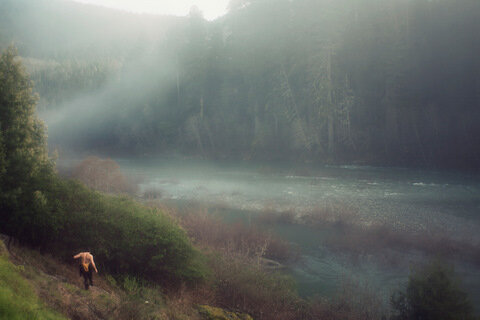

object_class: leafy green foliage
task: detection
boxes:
[26,176,208,285]
[390,260,475,320]
[0,45,56,246]
[0,46,207,285]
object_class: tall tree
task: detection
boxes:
[0,45,54,244]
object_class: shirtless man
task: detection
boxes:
[73,252,98,290]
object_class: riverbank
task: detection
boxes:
[1,238,256,320]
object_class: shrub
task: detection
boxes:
[161,205,303,319]
[390,260,475,320]
[307,279,385,320]
[5,175,208,285]
[44,179,209,285]
[210,254,301,320]
[72,156,136,194]
[178,209,298,263]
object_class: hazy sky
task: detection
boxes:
[71,0,229,20]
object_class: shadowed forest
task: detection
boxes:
[1,0,479,168]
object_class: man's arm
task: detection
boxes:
[90,256,98,273]
[73,253,82,259]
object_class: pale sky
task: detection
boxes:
[71,0,230,21]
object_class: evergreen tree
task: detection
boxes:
[0,45,54,245]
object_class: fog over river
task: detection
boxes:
[120,158,480,310]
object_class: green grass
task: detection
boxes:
[0,249,66,320]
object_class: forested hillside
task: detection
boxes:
[1,0,479,168]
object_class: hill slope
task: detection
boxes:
[0,238,252,320]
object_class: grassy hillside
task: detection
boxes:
[0,238,255,320]
[0,240,66,320]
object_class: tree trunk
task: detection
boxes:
[328,113,335,156]
[327,46,335,157]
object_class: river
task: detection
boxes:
[119,157,480,312]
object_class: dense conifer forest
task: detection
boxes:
[1,0,479,168]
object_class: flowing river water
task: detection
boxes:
[119,158,480,312]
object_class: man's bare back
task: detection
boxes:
[73,252,98,273]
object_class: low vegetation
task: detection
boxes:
[0,241,66,320]
[208,254,301,320]
[390,260,475,320]
[152,204,302,319]
[2,238,229,320]
[154,203,392,320]
[175,207,299,263]
[322,222,480,267]
[307,279,385,320]
[71,156,137,194]
[49,180,209,284]
[257,202,480,267]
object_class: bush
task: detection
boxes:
[71,156,136,194]
[4,174,208,285]
[43,178,209,285]
[307,279,385,320]
[210,254,301,320]
[178,209,298,263]
[390,260,475,320]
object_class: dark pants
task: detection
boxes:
[79,264,93,290]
